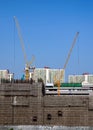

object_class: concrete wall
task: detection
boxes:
[0,83,93,126]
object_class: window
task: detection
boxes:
[47,114,52,120]
[58,111,62,117]
[32,116,37,122]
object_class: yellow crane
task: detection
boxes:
[55,32,79,95]
[14,16,35,80]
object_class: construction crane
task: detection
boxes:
[14,16,35,81]
[55,32,79,95]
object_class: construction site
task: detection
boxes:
[1,17,93,130]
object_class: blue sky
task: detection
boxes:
[0,0,93,80]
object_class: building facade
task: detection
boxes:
[68,74,93,83]
[0,70,14,82]
[33,67,65,84]
[0,70,9,79]
[0,83,93,126]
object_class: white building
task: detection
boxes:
[68,73,93,84]
[0,69,14,82]
[0,70,9,79]
[33,67,65,84]
[8,73,14,82]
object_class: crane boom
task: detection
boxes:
[14,16,27,64]
[59,32,79,82]
[63,32,79,70]
[14,16,35,80]
[56,32,79,95]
